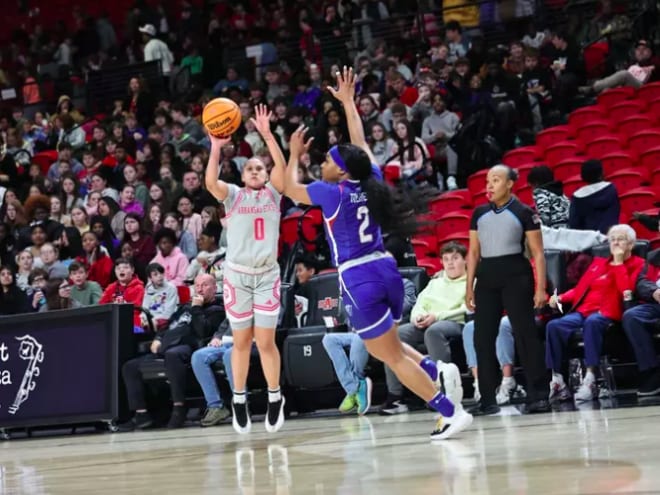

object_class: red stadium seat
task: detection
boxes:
[596,87,635,108]
[608,100,646,122]
[442,188,472,205]
[568,106,606,131]
[467,169,488,197]
[584,135,623,159]
[606,169,645,192]
[631,211,659,240]
[563,176,585,197]
[436,213,471,244]
[442,231,470,250]
[641,147,660,173]
[553,157,583,181]
[544,141,580,166]
[473,191,489,206]
[411,238,436,259]
[575,120,613,144]
[628,130,660,157]
[515,163,536,185]
[429,194,470,219]
[648,98,660,123]
[417,257,443,276]
[515,185,534,206]
[617,115,655,138]
[600,151,635,177]
[535,126,570,151]
[502,146,539,167]
[619,188,657,216]
[637,82,660,103]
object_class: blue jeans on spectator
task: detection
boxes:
[462,316,515,369]
[545,312,612,371]
[322,332,369,396]
[191,344,233,408]
[622,304,660,371]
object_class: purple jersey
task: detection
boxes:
[307,165,385,267]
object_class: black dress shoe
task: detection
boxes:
[467,403,501,416]
[526,399,551,414]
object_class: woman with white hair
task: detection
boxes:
[546,224,645,402]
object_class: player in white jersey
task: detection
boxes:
[205,105,286,434]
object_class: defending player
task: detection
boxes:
[205,105,285,434]
[284,67,473,441]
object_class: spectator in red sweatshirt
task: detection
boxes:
[387,71,419,107]
[99,257,145,327]
[546,224,645,403]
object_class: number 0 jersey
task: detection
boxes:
[307,165,385,267]
[223,183,281,270]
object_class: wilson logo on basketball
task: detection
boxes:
[317,297,338,310]
[207,117,232,130]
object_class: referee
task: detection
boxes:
[466,165,550,415]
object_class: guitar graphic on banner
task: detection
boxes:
[8,335,44,415]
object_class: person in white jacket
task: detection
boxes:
[142,262,179,331]
[139,24,174,76]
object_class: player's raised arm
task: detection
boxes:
[284,126,314,205]
[328,66,377,164]
[204,135,232,201]
[251,104,286,193]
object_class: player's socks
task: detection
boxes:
[420,357,439,382]
[428,391,455,417]
[268,388,282,402]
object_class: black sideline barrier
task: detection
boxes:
[0,304,135,436]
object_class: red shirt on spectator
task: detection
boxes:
[78,253,114,289]
[559,256,645,321]
[99,276,145,326]
[399,86,419,107]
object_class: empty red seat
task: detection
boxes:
[619,188,657,215]
[502,146,539,167]
[473,191,489,206]
[631,211,659,240]
[617,115,655,137]
[553,157,583,181]
[608,100,646,122]
[467,169,488,197]
[442,188,472,205]
[628,130,660,156]
[584,135,623,159]
[515,163,536,185]
[411,238,436,259]
[600,151,635,177]
[417,257,443,276]
[596,86,635,108]
[436,213,471,244]
[640,147,660,173]
[606,169,644,192]
[637,82,660,103]
[544,141,580,166]
[568,106,606,131]
[564,176,585,197]
[429,194,469,218]
[648,98,660,123]
[383,164,401,184]
[575,120,613,144]
[515,185,534,205]
[536,126,570,151]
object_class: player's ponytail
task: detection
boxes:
[337,144,419,238]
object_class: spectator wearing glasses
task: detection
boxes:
[547,224,645,402]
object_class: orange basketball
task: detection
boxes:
[202,98,242,138]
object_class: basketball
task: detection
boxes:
[202,97,241,138]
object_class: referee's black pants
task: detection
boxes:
[474,255,547,406]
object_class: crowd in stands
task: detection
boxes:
[0,0,659,428]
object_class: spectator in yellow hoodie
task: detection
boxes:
[380,241,468,415]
